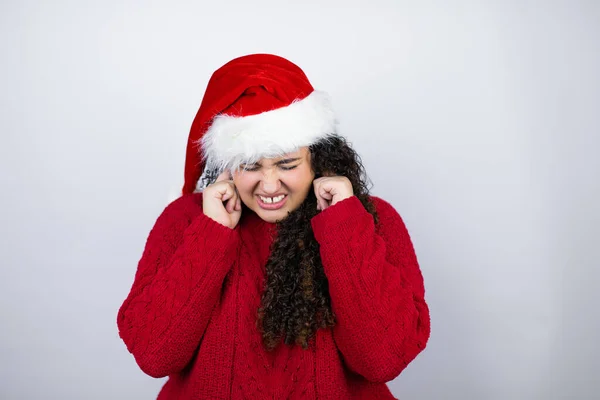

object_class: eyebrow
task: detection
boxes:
[275,157,301,165]
[245,157,301,167]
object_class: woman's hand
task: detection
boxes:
[202,171,242,229]
[313,175,354,211]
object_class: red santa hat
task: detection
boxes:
[181,53,338,194]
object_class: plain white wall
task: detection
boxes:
[1,1,598,399]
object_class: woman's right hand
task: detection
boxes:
[202,171,242,229]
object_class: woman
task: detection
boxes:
[117,54,430,399]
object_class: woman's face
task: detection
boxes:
[232,147,315,223]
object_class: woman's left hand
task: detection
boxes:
[313,176,354,211]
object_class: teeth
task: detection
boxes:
[260,195,285,204]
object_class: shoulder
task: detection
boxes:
[368,195,411,233]
[368,195,401,219]
[165,192,204,214]
[153,192,204,229]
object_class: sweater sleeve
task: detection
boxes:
[310,195,430,383]
[117,194,240,378]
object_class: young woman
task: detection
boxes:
[117,54,430,399]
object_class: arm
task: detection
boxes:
[117,194,240,378]
[311,196,430,383]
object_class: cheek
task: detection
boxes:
[232,176,257,199]
[284,169,314,193]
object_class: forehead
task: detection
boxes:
[255,147,309,164]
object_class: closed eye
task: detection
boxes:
[241,164,298,171]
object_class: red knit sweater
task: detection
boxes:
[117,193,430,399]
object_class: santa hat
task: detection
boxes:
[181,53,338,194]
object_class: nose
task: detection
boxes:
[260,169,281,194]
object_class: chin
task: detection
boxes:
[257,210,287,223]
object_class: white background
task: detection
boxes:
[1,1,599,399]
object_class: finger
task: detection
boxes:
[214,183,237,206]
[226,196,236,213]
[223,185,235,211]
[314,182,328,211]
[321,191,334,209]
[320,197,329,210]
[219,186,233,202]
[320,189,333,201]
[229,185,242,213]
[318,182,333,200]
[230,184,241,212]
[313,177,324,186]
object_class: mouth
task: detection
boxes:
[256,194,288,210]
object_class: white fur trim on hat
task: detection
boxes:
[198,90,337,175]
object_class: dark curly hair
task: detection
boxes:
[256,134,379,351]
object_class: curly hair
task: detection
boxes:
[256,135,379,351]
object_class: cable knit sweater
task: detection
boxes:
[117,193,430,399]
